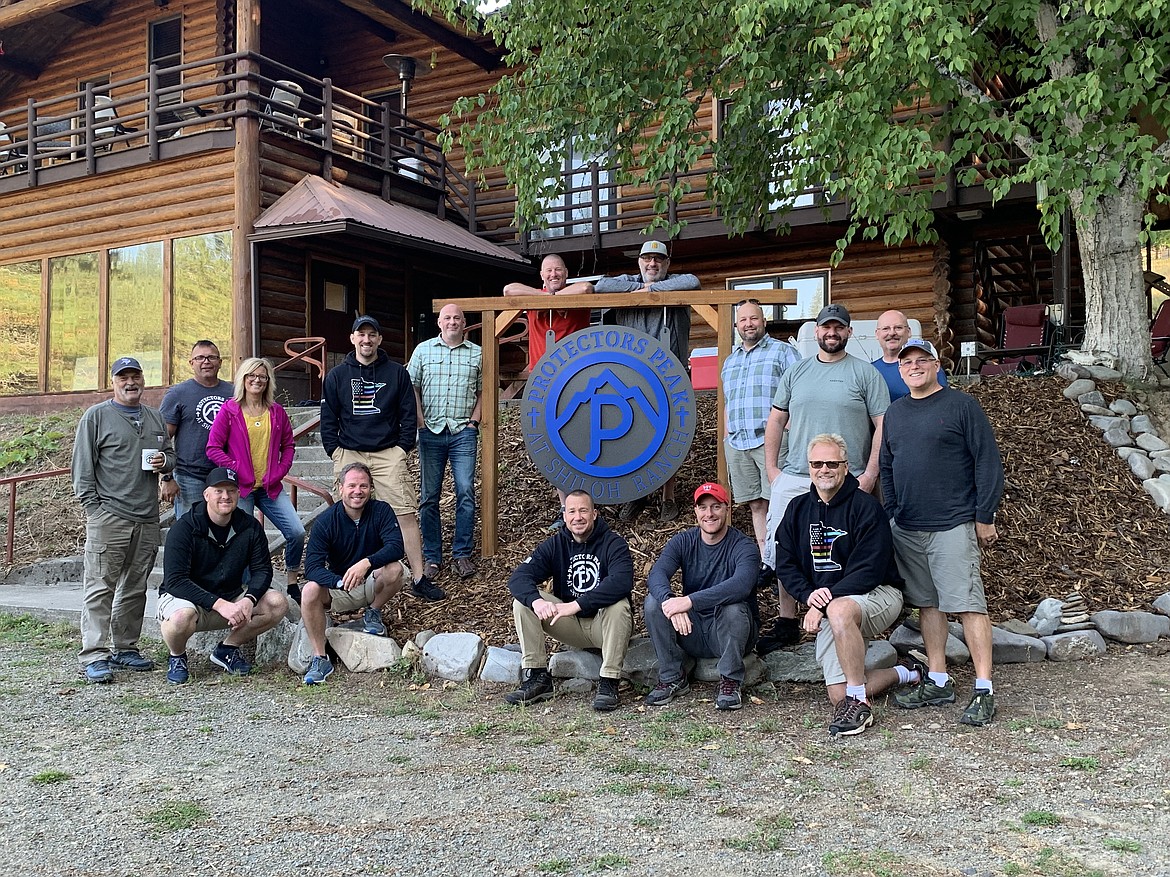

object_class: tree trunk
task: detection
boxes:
[1072,177,1154,379]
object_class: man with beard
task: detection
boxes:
[505,490,634,711]
[757,304,890,653]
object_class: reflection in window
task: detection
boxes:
[109,243,164,385]
[728,271,829,326]
[172,232,233,381]
[0,262,42,395]
[48,254,101,392]
[533,133,615,238]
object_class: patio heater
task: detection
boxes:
[381,54,430,119]
[382,54,430,177]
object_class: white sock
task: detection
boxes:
[895,665,919,685]
[845,683,868,704]
[975,678,993,694]
[928,671,950,688]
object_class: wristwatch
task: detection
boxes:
[161,474,174,482]
[468,419,480,428]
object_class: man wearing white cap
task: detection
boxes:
[72,356,175,683]
[881,337,1004,727]
[596,240,700,522]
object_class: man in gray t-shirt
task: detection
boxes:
[756,304,889,652]
[160,340,233,518]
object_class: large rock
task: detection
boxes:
[1078,391,1108,410]
[1137,432,1170,453]
[1103,427,1135,448]
[1154,593,1170,617]
[762,642,823,683]
[864,640,898,671]
[1142,477,1170,512]
[694,653,766,686]
[421,632,484,682]
[1088,415,1129,432]
[287,620,315,674]
[253,617,297,669]
[480,646,524,684]
[1116,446,1145,462]
[1154,457,1170,474]
[1131,414,1157,435]
[326,627,403,672]
[888,624,970,666]
[620,636,659,687]
[997,618,1039,637]
[1043,630,1107,661]
[1087,365,1123,380]
[1129,454,1157,481]
[990,628,1047,663]
[1063,379,1096,399]
[1109,398,1138,416]
[1079,404,1112,416]
[1054,361,1089,381]
[549,648,602,680]
[1090,610,1170,644]
[1029,598,1064,637]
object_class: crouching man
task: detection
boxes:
[300,462,406,685]
[774,435,912,737]
[157,467,288,683]
[644,482,760,711]
[506,490,634,711]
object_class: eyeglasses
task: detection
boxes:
[246,373,269,383]
[808,460,844,470]
[735,298,761,307]
[898,357,936,369]
[190,354,221,363]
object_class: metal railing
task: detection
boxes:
[1,468,70,565]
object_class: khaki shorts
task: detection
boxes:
[815,584,904,685]
[156,589,245,631]
[322,577,379,614]
[891,522,987,614]
[332,446,418,516]
[725,441,769,504]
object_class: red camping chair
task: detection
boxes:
[979,304,1055,376]
[1152,300,1170,377]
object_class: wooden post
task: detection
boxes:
[480,308,501,558]
[232,0,261,366]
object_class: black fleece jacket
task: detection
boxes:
[160,502,273,608]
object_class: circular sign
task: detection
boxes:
[522,327,697,504]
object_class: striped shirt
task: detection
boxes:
[407,335,482,433]
[720,335,800,450]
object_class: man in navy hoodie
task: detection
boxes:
[506,490,634,711]
[321,315,443,602]
[774,434,909,738]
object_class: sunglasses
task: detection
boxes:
[808,460,844,470]
[735,298,761,307]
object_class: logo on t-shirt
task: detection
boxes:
[351,378,387,416]
[567,552,601,595]
[809,521,847,572]
[196,395,227,431]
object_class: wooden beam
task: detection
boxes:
[0,55,43,80]
[308,0,398,44]
[442,289,798,313]
[60,2,105,25]
[363,0,502,72]
[0,0,92,27]
[480,308,500,557]
[232,0,261,368]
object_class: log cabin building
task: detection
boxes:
[0,0,1082,412]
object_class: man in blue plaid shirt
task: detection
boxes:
[408,304,483,581]
[720,300,800,568]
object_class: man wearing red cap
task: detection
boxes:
[644,481,760,710]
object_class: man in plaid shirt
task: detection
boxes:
[407,304,483,581]
[720,300,800,569]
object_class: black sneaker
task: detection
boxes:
[82,659,114,684]
[715,676,743,711]
[645,676,691,706]
[959,688,996,726]
[593,677,620,712]
[829,696,873,736]
[411,575,447,601]
[505,668,554,705]
[756,564,777,591]
[209,642,252,676]
[166,653,190,685]
[110,650,156,672]
[756,617,801,655]
[618,496,648,523]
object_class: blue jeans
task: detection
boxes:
[644,594,757,683]
[174,470,208,519]
[237,486,306,570]
[418,426,478,565]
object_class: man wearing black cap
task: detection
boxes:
[757,304,890,654]
[644,482,760,711]
[156,467,288,684]
[881,338,1004,727]
[320,315,443,601]
[72,356,175,683]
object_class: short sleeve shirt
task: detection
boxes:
[407,336,482,433]
[159,378,234,478]
[721,335,801,450]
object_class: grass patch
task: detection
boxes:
[608,757,666,776]
[1003,778,1025,788]
[1021,810,1063,827]
[908,755,931,770]
[679,720,723,745]
[1008,717,1064,731]
[0,614,74,651]
[538,858,572,873]
[118,694,181,717]
[535,789,578,804]
[823,850,911,876]
[31,769,71,785]
[725,814,794,852]
[464,721,493,738]
[144,800,209,832]
[1102,837,1141,853]
[589,854,630,871]
[1059,756,1099,771]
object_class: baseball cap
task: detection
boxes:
[639,240,670,258]
[815,304,851,327]
[693,482,730,505]
[205,467,240,488]
[352,315,382,333]
[110,356,143,376]
[898,337,939,359]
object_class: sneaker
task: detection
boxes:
[657,500,680,523]
[453,557,477,578]
[423,561,441,580]
[209,642,253,676]
[756,617,801,655]
[411,575,447,601]
[303,655,334,685]
[166,653,190,685]
[363,606,387,636]
[959,688,996,726]
[893,675,956,709]
[618,496,648,523]
[505,668,554,705]
[645,676,691,706]
[82,659,114,684]
[715,676,743,711]
[593,677,620,712]
[829,696,874,736]
[545,517,565,533]
[756,564,777,592]
[110,650,156,672]
[895,653,928,686]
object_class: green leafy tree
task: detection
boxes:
[428,0,1169,377]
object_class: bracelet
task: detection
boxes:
[244,593,258,606]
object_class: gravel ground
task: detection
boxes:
[2,616,1169,877]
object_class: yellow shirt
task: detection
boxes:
[245,409,271,490]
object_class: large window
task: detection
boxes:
[533,133,616,238]
[172,232,233,380]
[0,262,42,395]
[727,270,830,326]
[108,243,165,386]
[718,98,823,212]
[149,17,182,103]
[47,254,101,392]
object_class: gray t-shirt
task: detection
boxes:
[159,379,234,478]
[772,354,890,477]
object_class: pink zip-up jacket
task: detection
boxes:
[206,398,295,500]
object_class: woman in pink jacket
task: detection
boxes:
[207,357,305,597]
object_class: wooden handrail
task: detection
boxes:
[1,467,70,565]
